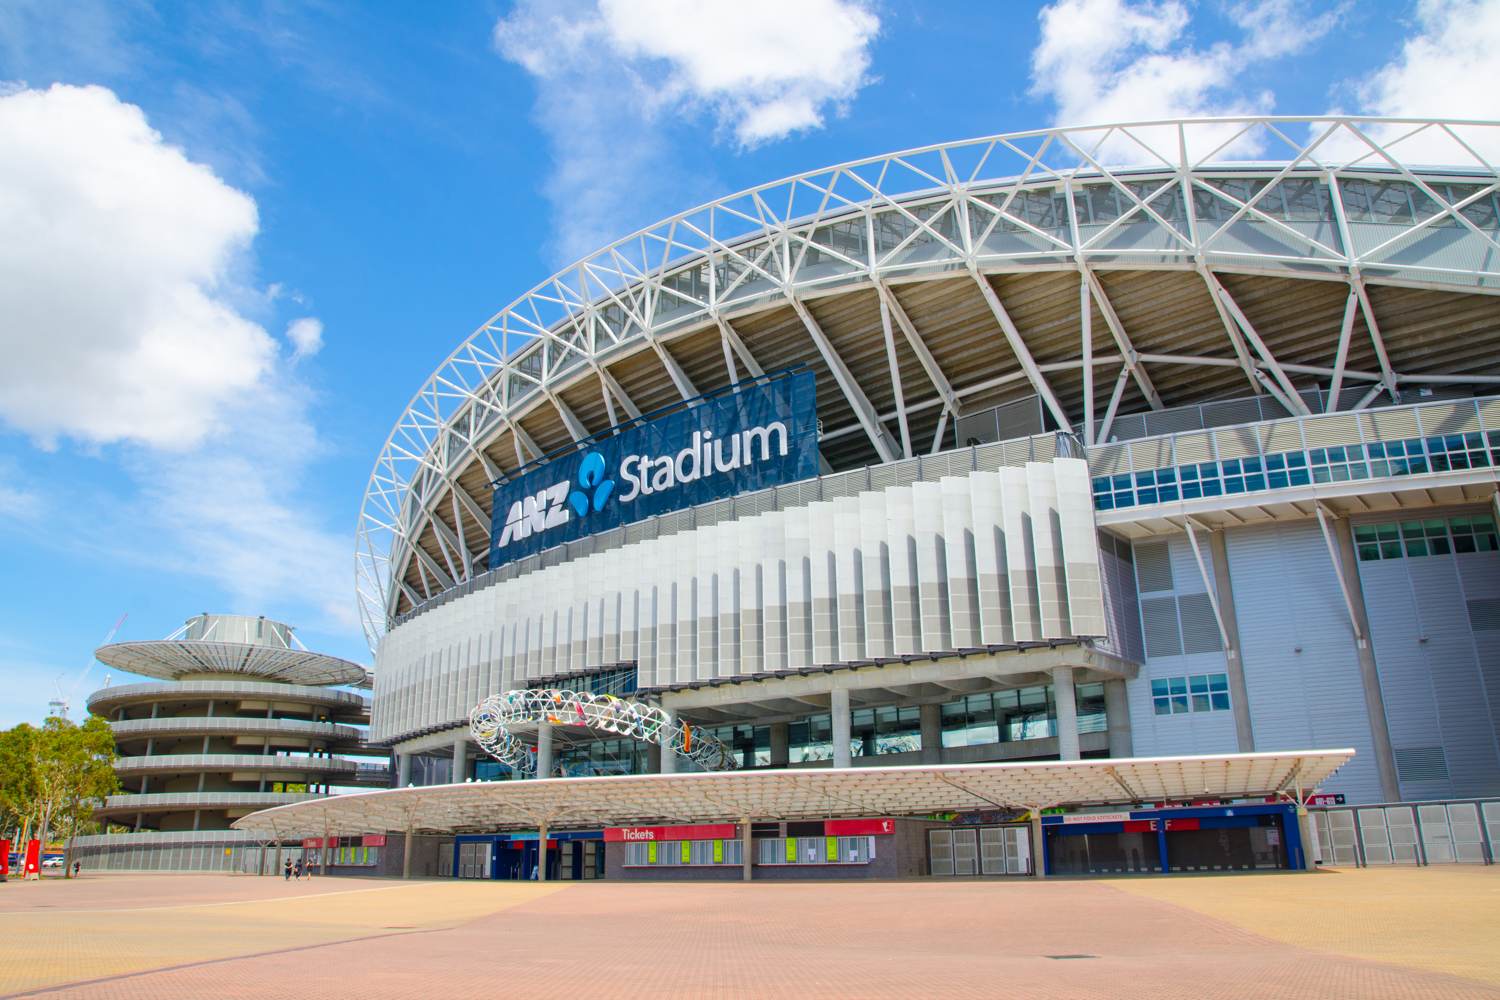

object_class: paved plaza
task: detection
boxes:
[1,868,1497,999]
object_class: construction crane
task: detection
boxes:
[49,613,128,721]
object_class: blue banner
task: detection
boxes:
[489,369,818,569]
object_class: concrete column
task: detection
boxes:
[397,753,412,787]
[1103,680,1133,758]
[769,723,789,768]
[646,742,662,774]
[402,827,413,879]
[536,722,554,779]
[1207,529,1255,752]
[1331,516,1402,802]
[1052,667,1079,761]
[1030,812,1046,879]
[659,709,677,774]
[830,687,852,768]
[919,703,942,764]
[1296,806,1316,871]
[452,737,469,783]
[741,818,753,881]
[537,822,549,882]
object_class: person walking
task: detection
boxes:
[283,858,292,880]
[293,859,302,880]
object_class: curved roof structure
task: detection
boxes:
[96,614,368,687]
[358,116,1500,651]
[232,749,1355,838]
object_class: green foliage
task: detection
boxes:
[0,716,119,864]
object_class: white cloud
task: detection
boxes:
[494,0,880,262]
[1029,0,1341,161]
[0,84,272,451]
[286,317,324,360]
[1328,0,1500,164]
[0,84,357,636]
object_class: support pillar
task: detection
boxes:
[769,723,789,768]
[1030,811,1046,879]
[536,722,554,779]
[1052,667,1079,761]
[1296,806,1316,871]
[741,818,753,881]
[1206,528,1255,752]
[397,753,412,787]
[830,688,852,768]
[1103,679,1133,758]
[402,827,414,879]
[537,822,549,882]
[919,703,942,764]
[659,709,677,774]
[452,737,469,783]
[1329,515,1402,802]
[646,742,663,774]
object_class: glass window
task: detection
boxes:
[789,714,833,763]
[1075,683,1107,734]
[1152,673,1229,715]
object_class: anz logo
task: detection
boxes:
[496,451,614,550]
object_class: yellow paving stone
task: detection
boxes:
[0,879,569,996]
[1104,866,1500,987]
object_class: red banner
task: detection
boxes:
[23,839,41,876]
[301,838,323,849]
[824,818,896,836]
[1165,818,1201,831]
[362,835,387,847]
[603,823,737,843]
[0,839,9,876]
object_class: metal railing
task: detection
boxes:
[109,716,365,743]
[1089,394,1500,514]
[112,753,360,774]
[95,791,322,813]
[89,680,366,712]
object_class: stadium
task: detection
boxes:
[237,116,1500,879]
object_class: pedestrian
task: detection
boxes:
[293,859,302,879]
[72,861,80,878]
[283,859,292,880]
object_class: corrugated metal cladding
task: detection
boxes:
[1224,522,1385,804]
[371,459,1105,743]
[1356,525,1500,801]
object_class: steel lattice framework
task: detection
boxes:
[358,116,1500,650]
[470,689,736,776]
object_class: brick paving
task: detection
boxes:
[2,870,1497,999]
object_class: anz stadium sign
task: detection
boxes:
[489,368,818,569]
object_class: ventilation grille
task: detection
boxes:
[1135,542,1174,593]
[1467,598,1500,632]
[1141,597,1182,658]
[1177,593,1223,654]
[1394,747,1449,783]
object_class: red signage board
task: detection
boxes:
[603,823,737,843]
[1165,818,1201,831]
[1123,820,1157,833]
[824,818,896,837]
[0,839,9,876]
[23,839,41,876]
[301,838,323,849]
[363,835,387,847]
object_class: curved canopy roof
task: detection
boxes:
[95,639,367,687]
[358,115,1500,651]
[232,749,1353,838]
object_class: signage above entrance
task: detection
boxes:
[489,369,818,569]
[603,823,737,843]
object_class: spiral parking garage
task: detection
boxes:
[238,116,1500,879]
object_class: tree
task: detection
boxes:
[0,716,119,877]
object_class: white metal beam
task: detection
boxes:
[789,296,900,464]
[1326,288,1360,412]
[545,390,590,444]
[875,281,959,417]
[1204,271,1311,415]
[969,267,1073,433]
[597,365,643,421]
[451,485,491,541]
[1351,277,1399,403]
[1083,270,1163,412]
[716,315,765,378]
[878,294,914,458]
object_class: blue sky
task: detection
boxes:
[1,0,1495,726]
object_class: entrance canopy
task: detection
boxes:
[231,750,1353,839]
